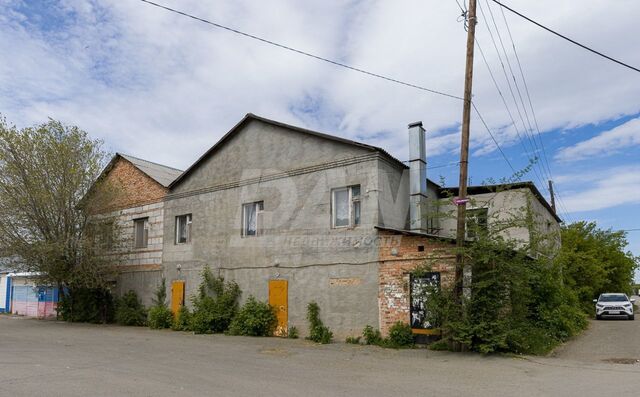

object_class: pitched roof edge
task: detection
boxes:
[113,153,171,189]
[82,153,178,208]
[169,113,408,189]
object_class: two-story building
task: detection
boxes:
[86,153,182,307]
[94,113,561,338]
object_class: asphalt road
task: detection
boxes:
[554,309,640,364]
[1,315,639,397]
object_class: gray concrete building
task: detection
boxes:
[149,113,561,338]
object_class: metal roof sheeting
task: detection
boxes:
[119,154,183,187]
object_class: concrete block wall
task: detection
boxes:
[161,119,393,338]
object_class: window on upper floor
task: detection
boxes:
[466,208,488,240]
[175,214,192,244]
[134,217,149,249]
[331,185,361,228]
[242,201,264,237]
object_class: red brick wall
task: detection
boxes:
[378,231,455,336]
[88,157,168,213]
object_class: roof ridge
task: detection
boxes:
[170,113,407,188]
[118,153,183,172]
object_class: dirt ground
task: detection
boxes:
[1,315,639,397]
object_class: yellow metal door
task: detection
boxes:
[269,280,288,337]
[171,280,185,315]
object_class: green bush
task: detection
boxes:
[288,326,299,339]
[387,322,414,348]
[362,325,382,345]
[148,306,173,329]
[361,324,413,349]
[148,278,172,329]
[58,287,115,324]
[428,237,590,355]
[345,336,361,344]
[172,305,192,331]
[306,301,333,344]
[228,296,277,336]
[309,325,333,344]
[115,290,147,326]
[189,266,241,334]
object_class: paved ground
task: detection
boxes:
[1,316,639,397]
[554,306,640,364]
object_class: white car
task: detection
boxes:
[593,293,635,320]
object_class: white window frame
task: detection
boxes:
[242,201,264,237]
[331,185,361,229]
[175,214,192,244]
[133,217,149,249]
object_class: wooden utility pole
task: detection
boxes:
[454,0,478,300]
[548,180,556,214]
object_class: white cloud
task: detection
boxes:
[557,165,640,212]
[555,117,640,162]
[0,0,639,170]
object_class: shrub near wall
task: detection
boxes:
[189,266,241,334]
[148,278,173,329]
[306,302,333,344]
[115,290,147,326]
[171,305,192,331]
[423,239,587,355]
[228,296,277,336]
[58,287,115,324]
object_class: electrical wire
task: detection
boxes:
[470,102,517,177]
[491,1,577,223]
[456,1,570,220]
[138,0,463,100]
[489,0,640,73]
[499,5,554,181]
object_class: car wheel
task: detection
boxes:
[629,315,635,321]
[596,314,602,320]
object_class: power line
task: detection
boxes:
[458,1,565,218]
[492,2,577,223]
[489,0,640,73]
[471,102,517,177]
[497,3,554,184]
[478,0,576,223]
[138,0,463,100]
[475,38,572,222]
[477,3,552,186]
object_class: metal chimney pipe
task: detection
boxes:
[408,121,427,232]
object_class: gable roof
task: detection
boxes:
[440,182,563,223]
[117,154,183,188]
[169,113,408,188]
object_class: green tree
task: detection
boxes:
[557,221,638,310]
[0,116,120,321]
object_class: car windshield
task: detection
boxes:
[599,294,627,302]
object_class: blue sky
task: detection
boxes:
[1,0,639,280]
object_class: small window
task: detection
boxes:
[466,208,488,240]
[134,218,149,248]
[418,245,425,252]
[175,214,192,244]
[242,201,264,237]
[332,185,361,228]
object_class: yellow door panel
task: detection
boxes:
[171,280,185,316]
[268,280,288,337]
